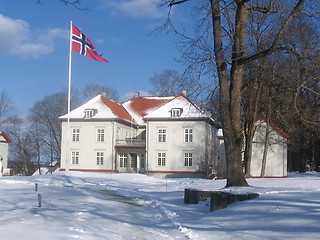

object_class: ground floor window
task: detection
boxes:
[119,153,127,168]
[184,152,193,166]
[96,152,104,165]
[130,153,137,168]
[71,151,79,165]
[157,152,166,166]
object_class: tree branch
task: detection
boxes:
[242,0,306,64]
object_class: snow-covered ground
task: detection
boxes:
[0,172,319,240]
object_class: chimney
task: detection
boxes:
[101,92,107,97]
[181,90,187,97]
[133,91,140,98]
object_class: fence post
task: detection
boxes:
[38,194,42,208]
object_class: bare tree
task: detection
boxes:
[81,83,119,102]
[28,92,70,164]
[160,0,310,186]
[6,116,37,175]
[0,91,13,129]
[150,69,184,96]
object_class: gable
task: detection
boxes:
[0,132,11,143]
[59,95,135,124]
[143,94,211,120]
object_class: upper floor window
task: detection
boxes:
[184,129,193,143]
[158,129,166,143]
[72,128,80,142]
[84,108,96,119]
[97,128,105,142]
[96,152,104,165]
[71,151,79,165]
[171,108,182,118]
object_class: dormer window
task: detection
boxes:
[84,109,96,119]
[171,108,182,118]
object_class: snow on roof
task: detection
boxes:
[59,94,213,126]
[122,96,175,125]
[59,95,135,124]
[144,94,211,120]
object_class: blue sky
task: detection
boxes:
[1,0,188,115]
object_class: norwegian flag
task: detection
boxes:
[71,24,108,62]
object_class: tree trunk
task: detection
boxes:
[210,0,248,187]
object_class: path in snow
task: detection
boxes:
[0,176,185,240]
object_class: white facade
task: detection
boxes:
[60,94,216,177]
[250,119,288,177]
[0,132,10,177]
[217,117,288,178]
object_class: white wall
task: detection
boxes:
[250,120,287,177]
[146,120,214,176]
[61,121,115,171]
[0,142,9,176]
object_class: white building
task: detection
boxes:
[59,93,217,177]
[0,132,11,177]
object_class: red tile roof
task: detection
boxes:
[123,96,175,119]
[100,95,135,124]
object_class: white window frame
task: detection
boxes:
[184,152,193,167]
[97,128,105,142]
[72,128,80,142]
[119,153,127,168]
[184,128,193,143]
[84,109,95,119]
[171,108,182,117]
[96,152,104,165]
[71,151,79,165]
[158,129,166,143]
[157,152,166,166]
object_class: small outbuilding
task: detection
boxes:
[216,116,289,178]
[0,131,11,177]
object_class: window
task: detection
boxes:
[184,129,193,143]
[171,108,182,117]
[119,153,127,168]
[131,153,137,168]
[71,151,79,165]
[184,153,193,166]
[140,153,145,168]
[158,129,166,143]
[72,128,80,142]
[96,152,104,165]
[84,109,95,119]
[97,128,105,142]
[157,152,166,166]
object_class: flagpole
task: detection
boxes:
[66,20,73,173]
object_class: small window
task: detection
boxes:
[72,129,80,142]
[157,152,166,166]
[158,129,166,143]
[97,128,105,142]
[184,129,193,143]
[96,152,104,165]
[184,152,193,166]
[171,108,182,117]
[119,153,127,168]
[84,109,96,119]
[71,151,79,165]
